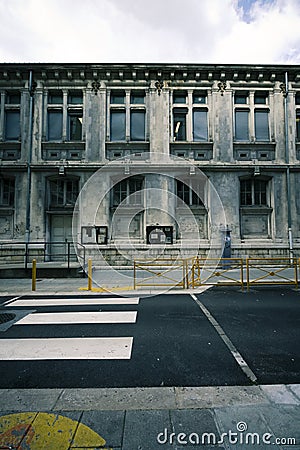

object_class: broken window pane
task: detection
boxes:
[173,112,186,141]
[68,113,82,140]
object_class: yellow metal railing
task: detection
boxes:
[191,257,244,290]
[246,257,298,291]
[133,258,190,289]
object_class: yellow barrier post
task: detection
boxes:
[32,259,37,291]
[87,258,92,291]
[295,258,298,290]
[246,258,250,292]
[185,260,189,289]
[240,259,244,291]
[133,260,136,290]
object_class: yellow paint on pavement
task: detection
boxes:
[0,412,111,449]
[79,285,134,292]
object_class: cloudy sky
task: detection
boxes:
[0,0,299,64]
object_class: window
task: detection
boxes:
[173,111,186,141]
[6,92,21,104]
[173,91,187,104]
[193,109,208,141]
[47,90,83,142]
[296,110,300,140]
[48,91,63,104]
[0,177,15,207]
[254,110,269,141]
[4,92,21,141]
[110,110,126,141]
[130,92,145,104]
[235,110,249,141]
[130,110,145,141]
[235,93,248,104]
[48,111,63,141]
[234,91,270,142]
[176,180,204,206]
[112,177,143,207]
[172,90,209,144]
[254,92,268,104]
[193,92,206,104]
[5,111,20,140]
[109,90,147,142]
[68,92,83,104]
[240,179,268,206]
[49,178,79,208]
[68,112,82,140]
[111,91,125,104]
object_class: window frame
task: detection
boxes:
[111,176,144,207]
[0,177,15,207]
[240,178,269,207]
[108,89,147,142]
[176,179,205,207]
[234,90,270,142]
[171,89,210,143]
[46,89,84,142]
[48,177,79,209]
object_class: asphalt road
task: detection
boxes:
[0,287,299,389]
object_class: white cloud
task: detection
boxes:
[213,0,300,63]
[0,0,299,63]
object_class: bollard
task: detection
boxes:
[32,259,37,291]
[88,258,92,291]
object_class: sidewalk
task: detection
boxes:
[0,385,299,449]
[0,274,208,296]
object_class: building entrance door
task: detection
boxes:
[50,214,73,261]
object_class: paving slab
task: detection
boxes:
[258,404,300,441]
[0,388,63,411]
[261,384,300,404]
[174,385,268,409]
[79,410,125,448]
[170,409,220,447]
[215,404,282,450]
[122,410,173,450]
[54,387,177,411]
[288,383,300,400]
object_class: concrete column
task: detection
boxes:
[0,91,5,141]
[62,90,68,141]
[273,81,286,162]
[149,81,169,156]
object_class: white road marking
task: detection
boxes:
[6,297,140,307]
[0,337,133,360]
[2,295,22,306]
[190,294,257,383]
[15,311,137,325]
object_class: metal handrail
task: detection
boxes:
[0,240,84,270]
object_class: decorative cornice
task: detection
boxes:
[91,80,100,95]
[155,80,164,96]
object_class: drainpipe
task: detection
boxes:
[25,70,34,244]
[284,71,293,260]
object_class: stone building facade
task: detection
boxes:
[0,63,299,265]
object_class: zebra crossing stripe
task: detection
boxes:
[0,337,133,360]
[6,297,140,307]
[14,311,137,325]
